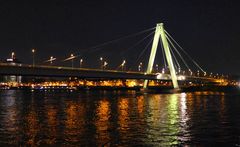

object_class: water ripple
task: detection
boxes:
[0,90,239,146]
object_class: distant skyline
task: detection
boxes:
[0,0,239,74]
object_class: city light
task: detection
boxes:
[156,73,162,79]
[162,68,165,74]
[178,75,186,80]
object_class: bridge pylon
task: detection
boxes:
[143,23,179,89]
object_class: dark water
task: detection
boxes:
[0,90,240,146]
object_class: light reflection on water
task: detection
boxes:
[95,99,110,145]
[0,90,239,146]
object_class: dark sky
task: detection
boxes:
[0,0,240,75]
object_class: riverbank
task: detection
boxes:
[0,85,239,93]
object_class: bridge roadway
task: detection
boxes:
[0,63,159,80]
[0,63,217,82]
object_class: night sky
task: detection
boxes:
[0,0,239,75]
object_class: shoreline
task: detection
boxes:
[0,85,239,93]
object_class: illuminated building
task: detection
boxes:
[2,55,22,83]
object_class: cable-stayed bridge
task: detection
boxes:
[0,23,226,89]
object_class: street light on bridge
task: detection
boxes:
[178,67,181,74]
[100,57,103,70]
[155,64,159,72]
[189,69,193,76]
[99,57,106,70]
[80,58,83,68]
[49,56,56,64]
[32,49,35,67]
[11,52,15,59]
[70,54,74,68]
[121,60,126,71]
[62,53,76,68]
[138,62,143,72]
[103,61,108,70]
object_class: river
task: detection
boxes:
[0,90,239,146]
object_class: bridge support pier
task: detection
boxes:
[143,23,179,89]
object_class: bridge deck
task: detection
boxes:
[0,63,158,79]
[0,63,217,82]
